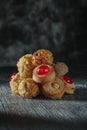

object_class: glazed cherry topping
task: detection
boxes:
[63,75,73,84]
[37,65,50,75]
[10,73,17,80]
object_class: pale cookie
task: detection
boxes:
[54,62,69,76]
[61,75,76,94]
[41,76,66,99]
[65,83,76,94]
[33,64,56,84]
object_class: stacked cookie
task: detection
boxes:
[10,49,76,99]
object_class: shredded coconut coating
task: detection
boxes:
[32,49,53,67]
[18,78,40,98]
[41,76,66,99]
[17,54,34,78]
[10,73,22,95]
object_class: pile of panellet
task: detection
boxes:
[10,49,76,99]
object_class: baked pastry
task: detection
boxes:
[62,75,76,94]
[41,76,66,99]
[18,78,40,98]
[17,54,34,78]
[32,49,53,67]
[33,64,56,84]
[10,73,22,95]
[54,62,69,76]
[65,83,76,94]
[9,49,75,99]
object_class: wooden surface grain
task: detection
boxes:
[0,66,87,130]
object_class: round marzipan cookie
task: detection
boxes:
[10,73,22,95]
[54,62,69,76]
[32,49,53,67]
[17,54,34,78]
[33,64,56,84]
[41,76,66,99]
[18,78,40,98]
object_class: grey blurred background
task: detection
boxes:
[0,0,87,66]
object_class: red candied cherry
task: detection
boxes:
[37,65,51,75]
[10,72,17,81]
[63,75,73,84]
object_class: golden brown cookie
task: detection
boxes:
[10,73,22,95]
[41,76,66,99]
[54,62,69,76]
[32,49,53,67]
[17,54,34,78]
[33,64,56,84]
[18,78,40,98]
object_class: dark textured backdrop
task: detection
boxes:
[0,0,87,66]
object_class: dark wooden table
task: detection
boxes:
[0,66,87,130]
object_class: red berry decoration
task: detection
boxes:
[63,75,73,84]
[37,65,50,75]
[10,73,17,81]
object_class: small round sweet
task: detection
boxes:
[62,75,76,94]
[18,78,40,98]
[10,73,22,95]
[33,64,56,84]
[64,83,76,94]
[41,76,66,99]
[54,62,69,76]
[17,54,34,78]
[32,49,53,67]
